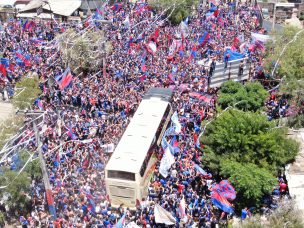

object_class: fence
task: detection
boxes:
[209,58,253,88]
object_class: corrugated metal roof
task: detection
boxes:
[17,12,52,18]
[79,0,104,10]
[19,0,81,17]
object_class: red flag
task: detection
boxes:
[0,64,7,77]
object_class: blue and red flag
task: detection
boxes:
[22,20,28,31]
[135,2,148,15]
[56,67,73,90]
[211,191,234,214]
[0,58,9,67]
[218,180,236,201]
[255,40,265,52]
[16,52,31,67]
[198,32,210,47]
[111,3,123,12]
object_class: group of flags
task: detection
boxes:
[0,52,32,78]
[22,20,36,32]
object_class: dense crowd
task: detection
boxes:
[0,0,287,227]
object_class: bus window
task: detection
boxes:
[155,104,171,143]
[140,145,155,177]
[108,170,136,181]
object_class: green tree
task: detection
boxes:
[12,76,41,110]
[200,109,299,208]
[264,26,304,127]
[220,160,277,209]
[19,151,42,179]
[264,26,304,82]
[218,81,268,112]
[0,169,31,214]
[56,29,112,74]
[201,109,298,174]
[150,0,198,24]
[0,151,41,216]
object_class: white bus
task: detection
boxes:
[105,88,173,208]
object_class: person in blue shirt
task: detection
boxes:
[241,207,248,220]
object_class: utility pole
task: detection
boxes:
[272,0,277,30]
[102,41,106,77]
[33,120,57,221]
[95,20,111,78]
[16,109,57,221]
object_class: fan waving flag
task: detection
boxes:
[211,191,234,214]
[57,67,73,90]
[198,32,210,47]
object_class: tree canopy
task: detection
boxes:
[217,81,268,112]
[56,29,112,74]
[151,0,198,24]
[220,160,277,209]
[264,26,304,128]
[264,26,304,82]
[0,151,41,215]
[200,109,299,208]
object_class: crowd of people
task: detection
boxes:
[0,0,287,227]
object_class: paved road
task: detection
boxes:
[0,101,14,123]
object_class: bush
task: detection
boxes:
[218,81,268,112]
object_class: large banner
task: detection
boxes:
[159,147,175,178]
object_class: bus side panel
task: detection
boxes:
[139,155,158,200]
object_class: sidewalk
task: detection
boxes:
[0,101,14,122]
[286,129,304,218]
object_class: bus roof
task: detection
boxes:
[105,89,172,174]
